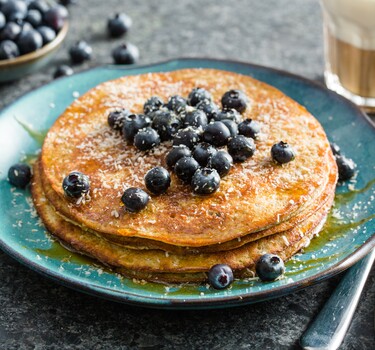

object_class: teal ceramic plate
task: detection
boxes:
[0,59,374,309]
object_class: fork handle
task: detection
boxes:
[300,249,375,350]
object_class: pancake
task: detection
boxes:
[31,162,330,282]
[39,68,334,247]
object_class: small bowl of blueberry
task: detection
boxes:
[0,0,69,82]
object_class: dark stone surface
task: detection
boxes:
[0,1,373,349]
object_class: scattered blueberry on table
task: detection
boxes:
[69,40,92,64]
[112,42,139,64]
[107,13,132,38]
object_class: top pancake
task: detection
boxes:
[40,68,334,247]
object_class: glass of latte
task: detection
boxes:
[321,0,375,110]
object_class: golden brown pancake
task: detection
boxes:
[39,69,335,247]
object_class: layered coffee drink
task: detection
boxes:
[321,0,375,108]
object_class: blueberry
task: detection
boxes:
[59,0,77,6]
[220,119,238,138]
[17,29,43,54]
[221,89,248,113]
[44,5,68,31]
[330,142,341,156]
[25,9,42,27]
[172,127,201,149]
[134,127,160,151]
[271,141,295,164]
[28,1,50,15]
[208,150,233,177]
[69,40,92,64]
[121,187,150,212]
[0,22,22,41]
[214,109,241,123]
[145,166,171,195]
[0,40,20,59]
[196,100,219,121]
[238,118,261,139]
[62,171,90,198]
[107,13,132,38]
[192,142,217,167]
[53,64,73,79]
[208,264,234,289]
[165,145,191,168]
[228,135,256,162]
[191,168,220,195]
[8,163,31,188]
[123,114,151,143]
[37,26,56,45]
[335,155,356,181]
[187,87,212,106]
[151,110,181,141]
[2,1,27,21]
[174,156,199,183]
[202,121,231,147]
[107,109,131,131]
[256,254,285,281]
[0,12,5,31]
[112,42,139,64]
[166,95,187,114]
[183,109,208,129]
[144,96,164,115]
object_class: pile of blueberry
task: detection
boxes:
[0,0,68,60]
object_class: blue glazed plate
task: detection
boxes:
[0,59,374,309]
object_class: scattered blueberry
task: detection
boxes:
[62,171,90,198]
[183,109,208,128]
[69,40,92,64]
[107,109,131,131]
[238,118,261,139]
[53,64,73,79]
[191,168,220,195]
[255,254,285,281]
[187,87,212,106]
[214,109,241,123]
[17,29,43,54]
[196,100,219,121]
[151,110,181,141]
[107,13,132,38]
[8,163,31,188]
[174,156,199,183]
[221,89,247,113]
[44,4,68,31]
[25,9,42,27]
[208,264,234,289]
[271,141,295,164]
[202,121,231,147]
[227,135,256,162]
[37,26,56,45]
[144,166,171,195]
[165,145,192,168]
[134,127,160,151]
[123,114,151,143]
[166,95,187,114]
[172,127,201,149]
[112,42,139,64]
[0,40,19,59]
[330,142,341,156]
[335,155,356,181]
[208,150,233,177]
[220,119,238,138]
[192,142,217,167]
[144,96,164,115]
[121,187,150,212]
[0,22,22,41]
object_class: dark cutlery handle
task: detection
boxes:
[300,249,375,350]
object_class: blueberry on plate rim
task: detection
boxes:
[255,254,285,281]
[208,264,234,289]
[62,171,90,198]
[8,163,32,188]
[335,154,356,181]
[145,166,171,195]
[121,187,150,212]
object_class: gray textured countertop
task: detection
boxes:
[0,1,374,349]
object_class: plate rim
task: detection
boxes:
[0,57,374,309]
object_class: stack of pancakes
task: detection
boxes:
[31,69,338,283]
